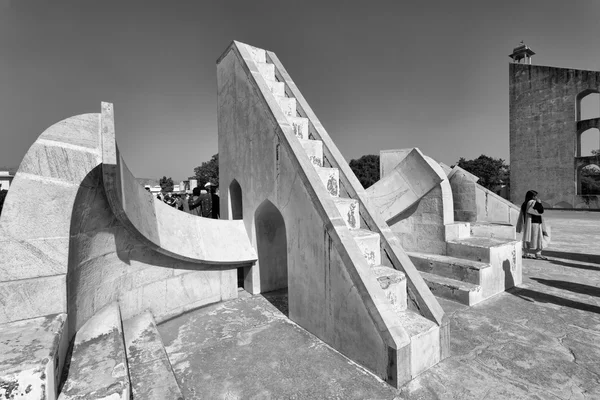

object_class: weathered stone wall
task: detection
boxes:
[67,166,236,336]
[450,167,520,224]
[509,63,600,209]
[380,151,453,255]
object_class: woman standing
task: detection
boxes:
[516,190,549,260]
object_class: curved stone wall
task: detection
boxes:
[0,104,255,335]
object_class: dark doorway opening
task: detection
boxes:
[254,200,288,293]
[237,267,247,288]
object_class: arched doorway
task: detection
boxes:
[254,200,288,293]
[579,164,600,195]
[578,128,600,157]
[228,179,248,289]
[229,179,243,220]
[576,90,600,121]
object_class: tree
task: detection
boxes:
[581,164,600,195]
[159,176,174,192]
[455,155,509,191]
[194,154,219,188]
[349,154,380,189]
[0,189,7,216]
[592,149,600,156]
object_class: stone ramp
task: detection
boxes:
[58,302,129,400]
[0,314,68,400]
[123,312,184,400]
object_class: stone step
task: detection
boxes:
[58,302,130,400]
[419,271,484,306]
[444,222,471,241]
[256,62,275,81]
[289,116,309,139]
[446,237,520,263]
[395,309,440,377]
[332,197,359,229]
[350,229,381,266]
[246,44,266,63]
[470,222,516,240]
[275,95,297,117]
[0,314,68,400]
[372,265,406,312]
[316,166,339,197]
[123,312,184,400]
[299,139,323,167]
[407,251,491,285]
[266,80,285,97]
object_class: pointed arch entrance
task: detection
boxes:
[228,179,249,289]
[229,179,243,220]
[254,199,288,293]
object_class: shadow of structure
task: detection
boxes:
[544,250,600,265]
[531,278,600,298]
[508,286,600,315]
[549,258,600,272]
[503,260,515,290]
[262,289,289,317]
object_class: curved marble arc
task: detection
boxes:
[100,102,256,265]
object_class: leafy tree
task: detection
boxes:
[581,164,600,195]
[159,176,174,192]
[194,154,219,188]
[349,154,380,189]
[0,189,7,216]
[592,149,600,156]
[455,155,509,191]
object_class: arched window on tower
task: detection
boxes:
[579,164,600,195]
[576,90,600,121]
[578,128,600,157]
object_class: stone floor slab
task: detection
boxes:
[157,211,600,399]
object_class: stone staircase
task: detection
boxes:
[408,223,521,306]
[248,45,441,377]
[123,312,184,400]
[58,303,183,400]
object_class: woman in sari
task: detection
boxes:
[516,190,549,259]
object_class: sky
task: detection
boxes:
[1,0,600,182]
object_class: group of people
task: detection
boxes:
[517,189,549,260]
[153,182,220,219]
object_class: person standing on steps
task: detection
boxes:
[516,189,549,260]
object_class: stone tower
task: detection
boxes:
[509,42,600,209]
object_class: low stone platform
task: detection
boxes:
[158,290,400,399]
[58,302,129,400]
[0,313,68,400]
[157,210,600,399]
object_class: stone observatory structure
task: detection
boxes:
[371,150,521,307]
[0,41,523,399]
[509,42,600,209]
[218,42,448,388]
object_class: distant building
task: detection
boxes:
[509,42,600,209]
[0,171,14,191]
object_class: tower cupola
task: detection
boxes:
[509,41,535,64]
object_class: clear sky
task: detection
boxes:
[1,0,600,181]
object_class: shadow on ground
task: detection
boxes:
[510,285,600,314]
[543,250,600,265]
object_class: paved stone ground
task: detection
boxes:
[158,211,600,399]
